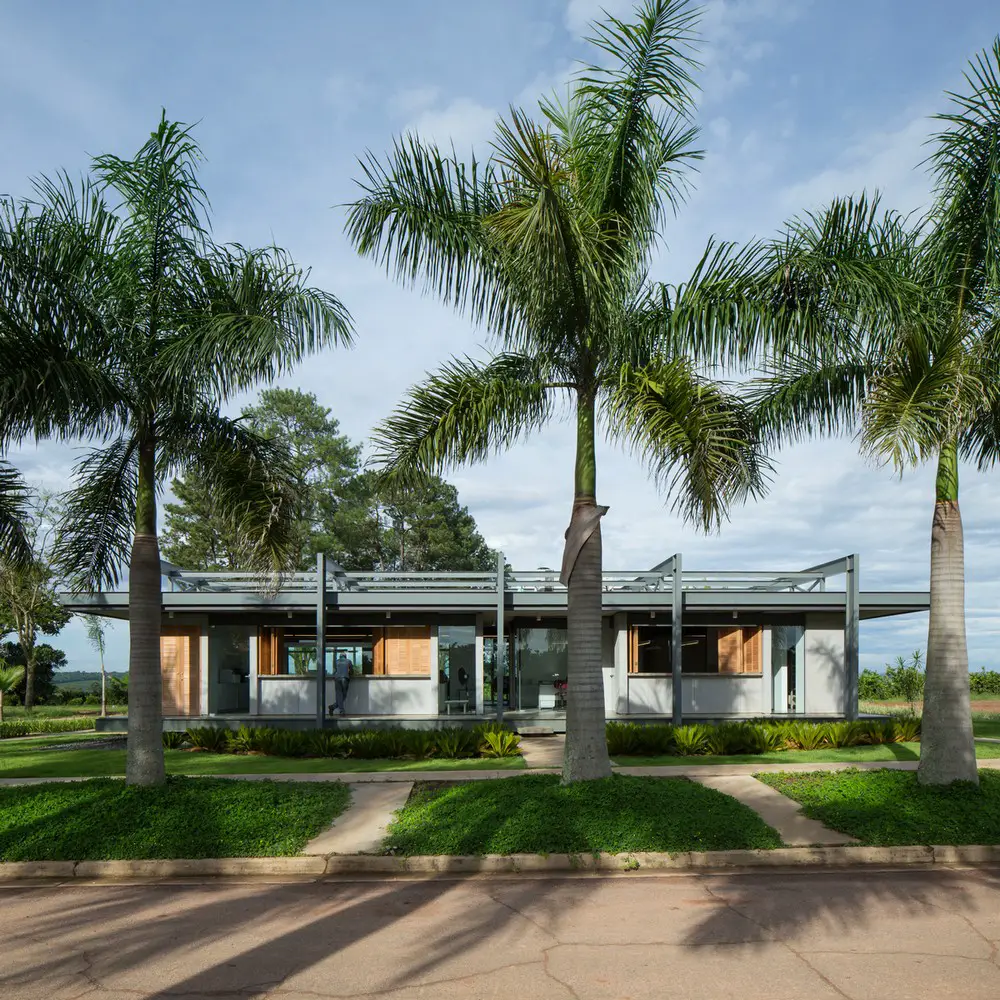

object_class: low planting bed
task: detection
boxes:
[381,774,783,856]
[757,768,1000,846]
[1,718,98,739]
[605,718,922,759]
[0,776,350,861]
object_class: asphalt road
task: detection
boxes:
[2,867,999,999]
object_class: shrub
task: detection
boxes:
[743,724,786,754]
[605,722,644,756]
[306,731,349,757]
[478,730,521,758]
[402,730,437,760]
[226,725,262,754]
[0,718,96,739]
[970,668,1000,695]
[825,721,866,748]
[884,651,925,710]
[161,731,187,749]
[859,669,890,701]
[785,722,829,751]
[348,730,402,759]
[636,724,675,755]
[886,717,921,743]
[434,728,479,759]
[185,727,231,753]
[672,724,711,756]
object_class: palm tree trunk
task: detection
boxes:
[917,441,978,786]
[126,436,166,786]
[22,644,35,711]
[563,392,612,782]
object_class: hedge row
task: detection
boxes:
[860,666,1000,700]
[165,723,522,759]
[0,718,97,739]
[605,718,921,757]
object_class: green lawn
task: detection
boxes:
[757,768,1000,846]
[974,717,1000,739]
[0,744,525,779]
[613,741,1000,768]
[381,774,783,856]
[0,776,350,860]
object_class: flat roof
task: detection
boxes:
[59,558,929,622]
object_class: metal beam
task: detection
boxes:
[845,553,860,721]
[496,550,505,724]
[671,553,683,727]
[316,552,327,728]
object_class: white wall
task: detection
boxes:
[625,674,765,717]
[804,613,846,715]
[257,677,437,716]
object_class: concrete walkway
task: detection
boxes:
[303,782,413,855]
[519,734,565,769]
[690,774,857,846]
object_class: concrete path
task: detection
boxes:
[3,868,1000,998]
[303,782,413,856]
[691,774,857,846]
[519,734,565,769]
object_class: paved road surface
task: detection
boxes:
[3,868,999,998]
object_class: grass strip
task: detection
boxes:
[0,776,350,861]
[382,774,783,856]
[757,768,1000,846]
[0,746,525,779]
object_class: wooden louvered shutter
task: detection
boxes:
[717,627,744,673]
[741,627,762,674]
[384,626,431,675]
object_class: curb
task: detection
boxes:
[3,845,1000,881]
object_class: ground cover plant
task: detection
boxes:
[0,776,350,860]
[758,769,1000,846]
[0,717,96,738]
[381,774,783,856]
[605,718,921,758]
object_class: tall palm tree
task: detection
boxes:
[750,41,1000,786]
[0,116,352,784]
[346,0,769,781]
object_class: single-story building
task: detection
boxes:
[60,552,928,731]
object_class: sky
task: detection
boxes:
[1,0,998,676]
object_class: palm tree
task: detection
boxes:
[346,0,769,781]
[750,41,1000,785]
[0,116,352,784]
[0,660,24,723]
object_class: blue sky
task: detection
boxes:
[2,0,999,675]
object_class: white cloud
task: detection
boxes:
[404,97,498,151]
[387,85,442,119]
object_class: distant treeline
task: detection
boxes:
[55,671,128,688]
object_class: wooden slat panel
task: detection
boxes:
[628,628,638,673]
[717,627,744,673]
[742,627,762,674]
[160,627,201,715]
[384,626,431,675]
[372,628,386,675]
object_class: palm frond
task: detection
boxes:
[575,0,702,244]
[158,243,353,397]
[749,349,870,449]
[603,359,770,531]
[372,353,558,483]
[159,408,304,579]
[53,438,139,591]
[346,136,527,340]
[0,460,31,565]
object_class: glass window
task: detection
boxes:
[278,630,374,676]
[630,624,764,674]
[438,625,476,712]
[514,626,568,710]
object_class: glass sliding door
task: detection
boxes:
[438,625,476,713]
[513,626,567,711]
[771,625,805,714]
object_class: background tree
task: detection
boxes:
[0,116,352,785]
[0,493,70,709]
[0,661,24,721]
[83,614,108,716]
[163,388,494,572]
[347,0,768,781]
[0,641,66,705]
[751,41,1000,785]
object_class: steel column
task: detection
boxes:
[671,553,683,727]
[845,552,860,720]
[316,552,327,727]
[496,550,505,724]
